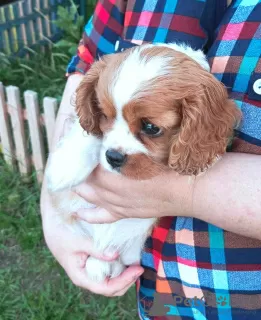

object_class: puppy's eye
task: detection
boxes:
[141,120,162,137]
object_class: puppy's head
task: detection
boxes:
[75,44,241,179]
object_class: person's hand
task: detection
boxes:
[40,181,144,296]
[40,74,144,296]
[73,165,194,224]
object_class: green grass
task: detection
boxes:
[0,47,137,319]
[0,158,137,320]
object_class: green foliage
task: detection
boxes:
[0,2,137,318]
[0,0,89,102]
[0,50,68,104]
[54,0,85,56]
[85,0,98,19]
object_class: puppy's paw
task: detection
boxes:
[110,260,126,279]
[46,152,88,192]
[85,257,125,283]
[45,163,67,193]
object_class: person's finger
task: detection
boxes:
[89,166,129,191]
[90,265,144,296]
[75,252,88,268]
[74,183,123,209]
[69,234,119,261]
[73,184,101,206]
[76,207,120,224]
[69,264,143,296]
[112,282,136,297]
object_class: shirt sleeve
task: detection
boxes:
[66,0,127,76]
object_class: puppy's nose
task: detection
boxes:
[105,149,127,168]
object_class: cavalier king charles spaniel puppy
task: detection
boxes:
[46,43,241,282]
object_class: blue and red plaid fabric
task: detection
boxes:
[67,0,261,319]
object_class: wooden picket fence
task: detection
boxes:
[0,81,58,183]
[0,0,87,56]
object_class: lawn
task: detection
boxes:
[0,2,137,319]
[0,158,137,320]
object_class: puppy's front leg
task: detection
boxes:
[85,257,125,282]
[46,120,101,192]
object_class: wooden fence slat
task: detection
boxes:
[6,86,30,175]
[35,0,43,42]
[28,0,36,44]
[0,7,11,55]
[13,2,23,53]
[44,0,51,38]
[7,4,18,53]
[0,82,15,166]
[43,97,57,152]
[18,1,28,48]
[24,90,45,183]
[22,0,32,47]
[31,0,39,44]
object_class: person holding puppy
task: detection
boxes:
[41,0,261,319]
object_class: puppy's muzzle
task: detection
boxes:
[105,149,127,169]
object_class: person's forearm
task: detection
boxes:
[41,74,84,219]
[50,74,84,151]
[190,153,261,239]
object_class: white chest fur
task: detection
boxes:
[46,119,156,282]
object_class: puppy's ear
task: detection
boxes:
[75,59,106,136]
[168,73,241,175]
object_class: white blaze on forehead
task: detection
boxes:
[153,42,210,71]
[111,45,171,109]
[100,42,210,172]
[103,116,148,155]
[102,44,170,167]
[100,115,148,173]
[111,43,209,111]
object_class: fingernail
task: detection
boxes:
[103,248,118,257]
[104,253,117,259]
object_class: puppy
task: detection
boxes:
[45,43,241,282]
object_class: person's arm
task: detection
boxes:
[74,152,261,240]
[47,74,83,153]
[192,152,261,239]
[41,72,143,295]
[41,0,143,295]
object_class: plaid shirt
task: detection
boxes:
[67,0,261,319]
